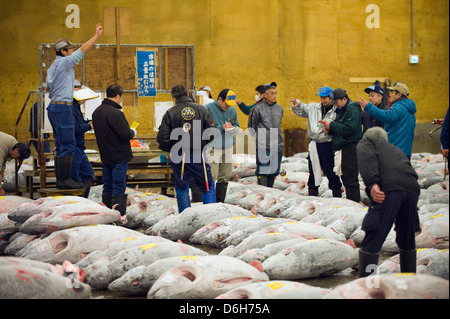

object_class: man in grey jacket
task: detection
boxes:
[248,82,284,187]
[289,87,342,197]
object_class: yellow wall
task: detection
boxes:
[1,0,448,140]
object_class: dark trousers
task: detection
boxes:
[308,141,342,190]
[341,144,360,202]
[255,149,283,177]
[47,103,76,157]
[171,153,213,193]
[362,190,419,254]
[102,162,128,195]
[71,146,95,183]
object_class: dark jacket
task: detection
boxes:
[248,99,284,150]
[329,100,362,151]
[157,95,215,154]
[357,135,420,198]
[440,108,449,152]
[361,99,387,133]
[73,100,91,149]
[92,98,134,165]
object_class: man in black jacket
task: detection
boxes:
[92,85,136,223]
[356,127,420,277]
[157,85,216,213]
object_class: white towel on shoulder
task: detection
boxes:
[333,150,342,176]
[308,141,322,186]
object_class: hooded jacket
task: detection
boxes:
[364,97,416,157]
[328,100,362,151]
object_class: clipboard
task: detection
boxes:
[73,87,99,101]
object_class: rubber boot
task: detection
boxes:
[308,187,319,196]
[190,187,203,202]
[267,176,275,188]
[176,185,191,213]
[358,249,379,277]
[55,156,83,189]
[102,194,113,209]
[112,194,128,225]
[257,175,268,187]
[202,180,216,204]
[332,188,342,198]
[216,182,228,203]
[112,194,128,216]
[80,180,92,198]
[345,187,360,203]
[399,249,416,273]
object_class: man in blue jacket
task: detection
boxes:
[359,82,416,159]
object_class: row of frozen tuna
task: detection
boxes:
[0,152,448,299]
[0,195,448,299]
[0,226,448,299]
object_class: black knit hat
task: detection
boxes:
[13,143,31,160]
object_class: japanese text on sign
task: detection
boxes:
[137,51,157,97]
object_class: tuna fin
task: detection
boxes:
[345,239,356,248]
[249,260,264,272]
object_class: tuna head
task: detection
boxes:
[147,256,269,299]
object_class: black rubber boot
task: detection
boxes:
[80,180,92,198]
[55,156,83,189]
[332,188,342,198]
[112,194,128,216]
[399,249,417,273]
[216,182,228,203]
[190,187,203,202]
[257,175,268,187]
[308,187,319,196]
[102,194,113,209]
[345,187,361,203]
[267,177,275,188]
[358,249,380,277]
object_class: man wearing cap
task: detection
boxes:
[205,89,240,202]
[361,83,388,133]
[157,85,216,213]
[46,23,102,190]
[359,82,416,158]
[0,131,31,196]
[248,82,284,188]
[321,88,362,203]
[289,87,342,197]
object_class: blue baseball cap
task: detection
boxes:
[316,87,333,97]
[364,84,385,96]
